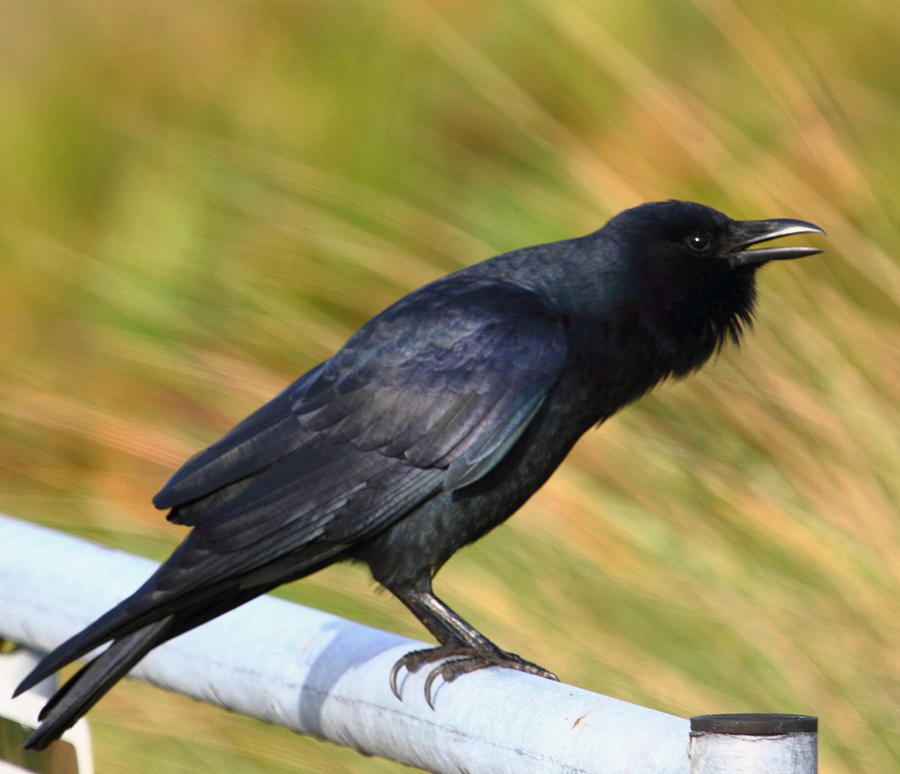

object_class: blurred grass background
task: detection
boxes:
[1,0,898,772]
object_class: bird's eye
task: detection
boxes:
[686,232,711,252]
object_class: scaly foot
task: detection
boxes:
[390,644,558,708]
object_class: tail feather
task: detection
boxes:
[14,600,151,697]
[16,543,345,749]
[23,617,174,750]
[14,541,303,697]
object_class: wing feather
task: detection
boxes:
[152,275,568,566]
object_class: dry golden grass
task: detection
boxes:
[1,2,897,772]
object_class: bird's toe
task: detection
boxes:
[391,646,557,707]
[389,644,477,699]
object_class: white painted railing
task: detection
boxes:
[0,514,815,773]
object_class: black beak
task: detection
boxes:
[727,218,826,268]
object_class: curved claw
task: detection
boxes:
[420,656,479,707]
[390,645,558,708]
[389,658,405,700]
[423,665,441,710]
[389,644,470,701]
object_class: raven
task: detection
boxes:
[15,200,823,748]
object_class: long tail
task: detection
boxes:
[23,617,174,750]
[14,542,345,750]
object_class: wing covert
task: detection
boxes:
[153,275,569,558]
[289,275,569,489]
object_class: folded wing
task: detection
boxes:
[156,275,569,551]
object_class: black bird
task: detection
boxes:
[15,200,823,748]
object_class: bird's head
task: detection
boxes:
[599,200,825,372]
[604,199,825,273]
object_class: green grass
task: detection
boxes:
[1,1,898,772]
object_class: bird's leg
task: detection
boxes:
[388,580,557,706]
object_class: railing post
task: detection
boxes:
[689,713,817,773]
[0,647,94,773]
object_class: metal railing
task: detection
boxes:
[0,514,816,773]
